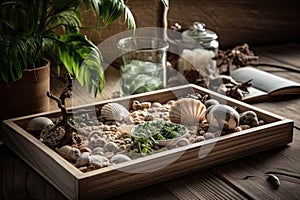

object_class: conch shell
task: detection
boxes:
[101,103,130,121]
[169,98,206,126]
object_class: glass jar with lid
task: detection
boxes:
[178,22,219,84]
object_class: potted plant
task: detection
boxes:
[0,0,169,120]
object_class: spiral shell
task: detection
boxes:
[27,117,53,131]
[169,98,206,126]
[40,124,65,148]
[56,145,81,162]
[206,104,239,130]
[101,103,130,121]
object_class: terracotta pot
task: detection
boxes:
[0,60,50,120]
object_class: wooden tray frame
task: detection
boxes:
[1,84,294,200]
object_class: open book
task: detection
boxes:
[231,67,300,103]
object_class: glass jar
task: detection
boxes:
[178,22,219,83]
[117,37,169,96]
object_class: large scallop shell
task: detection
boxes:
[169,98,206,126]
[101,103,130,121]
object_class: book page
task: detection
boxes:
[231,67,300,94]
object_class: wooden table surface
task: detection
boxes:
[1,43,300,200]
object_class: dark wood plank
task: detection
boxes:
[167,1,300,48]
[0,146,66,200]
[212,129,300,200]
[254,43,300,68]
[250,44,300,128]
[1,144,248,200]
[163,171,247,200]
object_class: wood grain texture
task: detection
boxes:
[212,129,300,200]
[251,43,300,129]
[0,147,66,200]
[166,0,300,48]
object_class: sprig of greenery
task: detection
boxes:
[130,120,187,156]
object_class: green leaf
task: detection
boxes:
[87,0,135,29]
[58,33,104,96]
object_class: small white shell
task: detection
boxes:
[88,155,110,168]
[27,117,53,131]
[111,154,131,164]
[101,103,130,121]
[169,98,206,126]
[56,145,81,162]
[206,105,239,130]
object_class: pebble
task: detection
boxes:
[204,132,215,140]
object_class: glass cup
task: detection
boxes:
[117,36,169,96]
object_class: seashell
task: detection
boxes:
[27,117,54,131]
[118,124,135,135]
[40,124,65,148]
[132,100,143,110]
[169,98,206,126]
[175,138,190,147]
[204,99,219,109]
[88,155,110,168]
[76,152,90,167]
[56,145,81,162]
[266,174,280,189]
[101,103,130,121]
[239,111,259,127]
[111,154,131,164]
[206,105,239,130]
[103,142,119,153]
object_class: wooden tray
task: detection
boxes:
[1,84,294,200]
